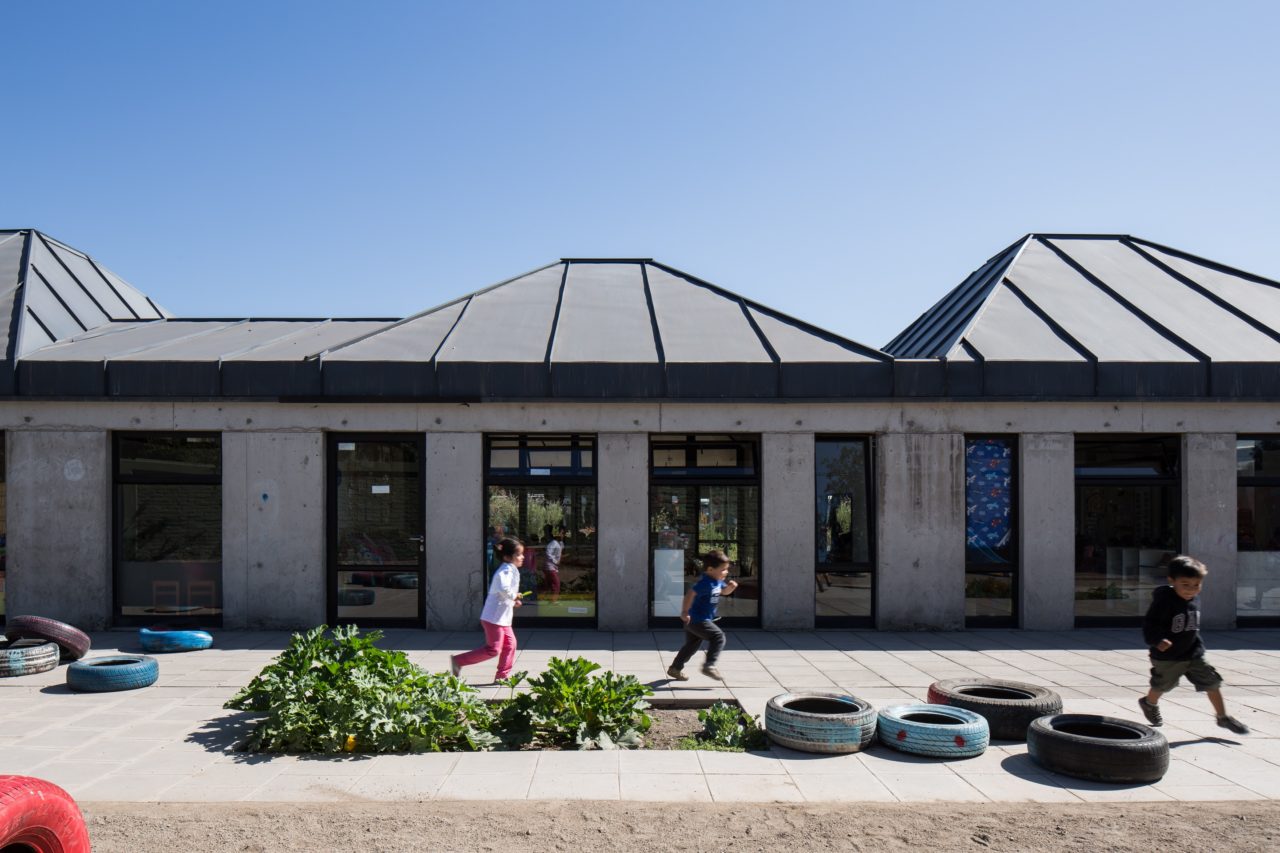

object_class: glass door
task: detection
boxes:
[328,436,425,626]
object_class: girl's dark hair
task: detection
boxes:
[1167,555,1208,579]
[702,549,730,570]
[497,537,524,560]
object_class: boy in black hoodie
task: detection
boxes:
[1139,555,1249,734]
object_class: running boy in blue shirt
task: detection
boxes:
[667,550,738,682]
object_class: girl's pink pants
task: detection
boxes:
[454,620,517,679]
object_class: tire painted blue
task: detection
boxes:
[67,655,159,692]
[877,703,989,759]
[0,639,60,678]
[139,628,213,653]
[765,692,877,754]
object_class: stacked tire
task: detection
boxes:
[4,615,91,661]
[0,639,60,678]
[926,678,1062,741]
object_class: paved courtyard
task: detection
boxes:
[2,628,1278,804]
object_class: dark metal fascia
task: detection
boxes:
[36,233,113,325]
[953,339,986,396]
[29,264,88,332]
[1123,239,1280,348]
[639,263,668,395]
[646,260,888,362]
[1129,237,1280,290]
[1038,237,1212,382]
[543,262,569,375]
[5,230,34,367]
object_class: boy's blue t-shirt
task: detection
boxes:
[687,574,724,622]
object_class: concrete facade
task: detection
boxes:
[0,399,1269,632]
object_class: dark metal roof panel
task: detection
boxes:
[26,237,110,331]
[21,320,224,361]
[1007,240,1196,362]
[1054,238,1280,362]
[20,273,88,349]
[1137,244,1280,332]
[435,266,561,363]
[646,266,769,363]
[108,320,314,361]
[963,284,1086,361]
[552,263,658,362]
[222,320,393,361]
[0,232,27,368]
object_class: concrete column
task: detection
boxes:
[597,432,649,632]
[876,432,965,630]
[7,430,111,629]
[1183,433,1237,628]
[425,432,483,631]
[1018,433,1076,630]
[222,432,325,630]
[762,432,815,629]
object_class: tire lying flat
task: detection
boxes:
[926,678,1063,741]
[3,615,91,661]
[338,588,375,606]
[139,627,213,653]
[765,692,877,753]
[0,639,60,678]
[66,655,159,692]
[877,703,989,758]
[1028,713,1168,783]
[0,775,91,853]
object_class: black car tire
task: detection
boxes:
[927,678,1063,741]
[1027,713,1168,783]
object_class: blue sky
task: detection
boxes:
[3,1,1278,348]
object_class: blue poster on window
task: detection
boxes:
[966,438,1012,564]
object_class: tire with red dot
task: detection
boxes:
[876,703,989,758]
[0,775,91,853]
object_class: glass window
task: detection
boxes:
[1237,438,1280,622]
[0,434,6,623]
[115,434,222,625]
[485,434,597,624]
[965,437,1016,626]
[815,437,873,626]
[1074,436,1180,623]
[650,436,760,625]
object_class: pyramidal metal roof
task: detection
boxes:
[8,241,891,399]
[884,234,1280,398]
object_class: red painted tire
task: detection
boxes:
[4,616,91,661]
[0,775,91,853]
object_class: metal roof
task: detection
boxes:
[884,234,1280,398]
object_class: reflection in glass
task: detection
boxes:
[117,435,220,478]
[1237,483,1280,619]
[0,436,6,621]
[487,485,597,620]
[815,571,871,619]
[1074,485,1178,619]
[815,440,870,566]
[1237,438,1280,478]
[650,484,759,620]
[965,572,1013,620]
[337,570,419,620]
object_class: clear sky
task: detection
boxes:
[3,1,1278,349]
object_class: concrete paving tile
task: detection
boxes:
[618,749,704,774]
[347,774,449,800]
[857,749,959,775]
[619,773,713,802]
[26,761,118,791]
[241,774,359,801]
[1049,780,1174,802]
[705,774,804,803]
[436,771,534,800]
[771,748,868,775]
[283,756,376,776]
[789,772,897,802]
[1153,784,1267,801]
[364,753,460,775]
[73,773,189,802]
[62,738,164,763]
[961,773,1081,803]
[1232,771,1280,797]
[872,772,988,802]
[189,761,288,786]
[0,746,62,774]
[696,750,786,775]
[534,749,620,774]
[1158,759,1237,786]
[142,783,249,802]
[528,771,620,800]
[451,751,540,775]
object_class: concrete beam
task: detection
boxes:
[1183,433,1237,628]
[1018,433,1075,630]
[762,432,815,629]
[597,433,649,631]
[876,432,965,630]
[425,433,483,631]
[7,430,110,629]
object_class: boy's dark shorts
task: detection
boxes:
[1149,655,1223,693]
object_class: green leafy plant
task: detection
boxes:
[677,702,768,751]
[225,625,499,754]
[500,656,652,750]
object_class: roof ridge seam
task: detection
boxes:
[1000,277,1098,364]
[927,238,1034,358]
[35,233,114,326]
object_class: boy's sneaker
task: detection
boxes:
[666,665,688,682]
[1137,697,1163,726]
[449,656,461,678]
[1217,715,1250,735]
[701,664,722,681]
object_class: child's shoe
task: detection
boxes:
[1217,715,1250,735]
[701,664,722,681]
[666,665,688,681]
[1137,697,1163,726]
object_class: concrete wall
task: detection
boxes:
[425,433,483,631]
[1183,433,1237,629]
[222,432,325,630]
[761,432,815,629]
[876,432,965,630]
[597,433,649,631]
[7,430,111,629]
[1018,433,1076,630]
